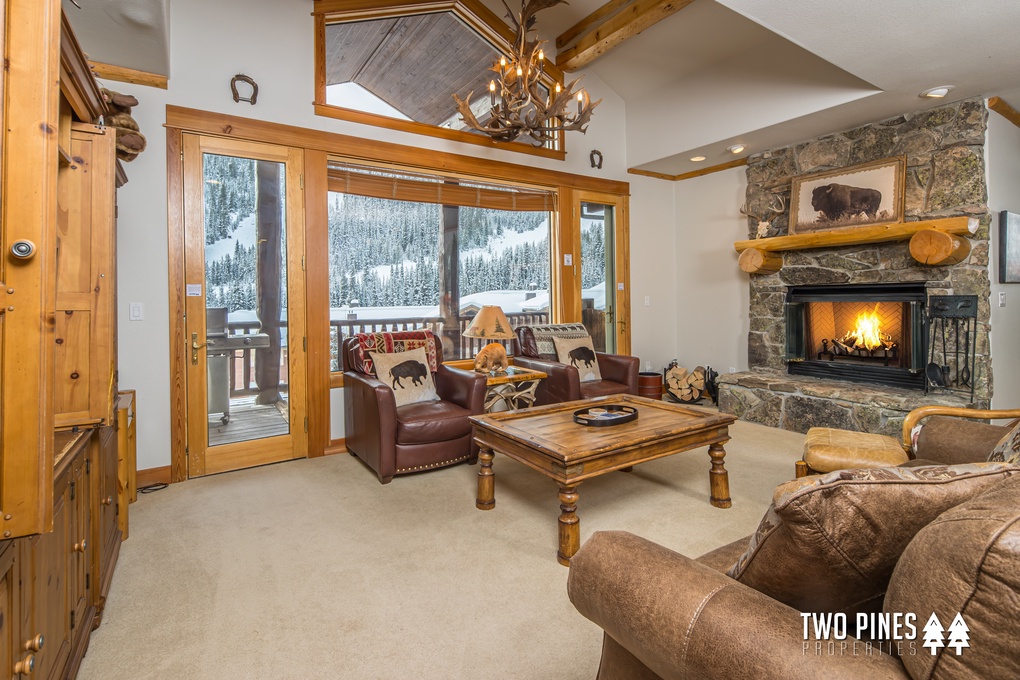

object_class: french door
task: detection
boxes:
[181,135,307,476]
[576,192,629,354]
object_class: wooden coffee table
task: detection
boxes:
[470,394,737,565]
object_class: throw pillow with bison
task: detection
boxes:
[552,335,602,383]
[368,347,439,407]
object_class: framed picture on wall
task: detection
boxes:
[999,211,1020,283]
[789,157,906,235]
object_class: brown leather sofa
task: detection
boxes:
[568,462,1020,680]
[341,335,486,483]
[511,325,639,406]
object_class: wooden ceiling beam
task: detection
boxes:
[627,157,747,182]
[89,61,168,90]
[555,0,695,72]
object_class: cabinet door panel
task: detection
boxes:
[53,311,91,421]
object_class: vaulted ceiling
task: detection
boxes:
[64,0,1020,176]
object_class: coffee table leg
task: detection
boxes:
[476,447,495,510]
[557,484,580,566]
[708,442,732,508]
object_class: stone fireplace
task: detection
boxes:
[718,98,992,437]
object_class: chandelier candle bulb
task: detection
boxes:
[489,80,496,106]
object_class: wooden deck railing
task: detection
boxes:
[328,311,550,371]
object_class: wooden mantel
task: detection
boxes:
[734,216,979,274]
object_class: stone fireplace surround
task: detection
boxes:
[718,98,991,437]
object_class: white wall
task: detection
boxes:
[672,167,749,374]
[112,0,671,470]
[986,110,1020,410]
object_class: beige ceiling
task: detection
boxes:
[64,0,1020,176]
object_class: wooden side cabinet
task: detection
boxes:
[91,425,121,628]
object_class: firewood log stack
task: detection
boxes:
[665,365,707,403]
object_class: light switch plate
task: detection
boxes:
[129,302,144,321]
[999,291,1007,307]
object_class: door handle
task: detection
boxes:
[191,332,207,365]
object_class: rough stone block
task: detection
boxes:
[782,395,856,433]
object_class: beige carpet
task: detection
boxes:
[79,416,804,680]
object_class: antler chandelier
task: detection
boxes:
[454,0,600,146]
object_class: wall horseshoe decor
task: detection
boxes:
[589,149,604,169]
[230,74,259,105]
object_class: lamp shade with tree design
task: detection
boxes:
[463,305,515,372]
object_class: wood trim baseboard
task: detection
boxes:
[324,440,347,456]
[136,465,172,488]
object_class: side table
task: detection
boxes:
[482,366,546,412]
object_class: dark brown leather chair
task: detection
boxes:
[511,325,639,406]
[341,332,486,484]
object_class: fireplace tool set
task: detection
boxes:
[926,295,977,398]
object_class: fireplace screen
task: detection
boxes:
[786,284,927,389]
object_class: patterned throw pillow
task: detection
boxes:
[369,347,438,407]
[353,329,439,376]
[517,324,589,360]
[553,335,602,382]
[988,419,1020,464]
[727,462,1020,616]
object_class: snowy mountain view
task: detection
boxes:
[201,155,608,368]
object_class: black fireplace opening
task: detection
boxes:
[785,283,927,390]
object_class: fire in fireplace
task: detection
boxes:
[786,283,927,389]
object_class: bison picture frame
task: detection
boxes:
[789,156,905,235]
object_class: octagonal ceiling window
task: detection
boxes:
[315,2,561,157]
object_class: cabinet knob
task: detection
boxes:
[14,654,34,674]
[23,635,43,652]
[74,539,87,553]
[102,496,113,506]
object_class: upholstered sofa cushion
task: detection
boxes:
[916,415,1011,464]
[553,335,602,382]
[353,329,440,375]
[802,427,910,473]
[885,474,1020,680]
[727,463,1020,616]
[395,399,473,444]
[370,348,438,407]
[515,324,588,360]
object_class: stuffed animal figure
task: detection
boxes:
[473,342,509,373]
[101,88,147,162]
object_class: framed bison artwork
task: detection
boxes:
[789,156,905,234]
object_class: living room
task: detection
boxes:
[4,0,1020,677]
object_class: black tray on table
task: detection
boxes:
[573,404,638,427]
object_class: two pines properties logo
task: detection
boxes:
[801,611,970,656]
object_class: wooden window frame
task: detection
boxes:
[313,0,567,160]
[165,105,627,471]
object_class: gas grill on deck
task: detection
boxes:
[206,307,270,425]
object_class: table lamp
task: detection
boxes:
[463,305,515,373]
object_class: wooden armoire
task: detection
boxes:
[0,3,126,677]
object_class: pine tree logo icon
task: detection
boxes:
[922,613,945,656]
[947,613,970,655]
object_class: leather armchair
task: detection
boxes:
[342,336,486,483]
[569,467,1020,679]
[512,326,639,406]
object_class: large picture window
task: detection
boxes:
[327,162,553,370]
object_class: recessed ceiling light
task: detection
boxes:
[690,155,706,162]
[727,144,746,154]
[920,86,953,99]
